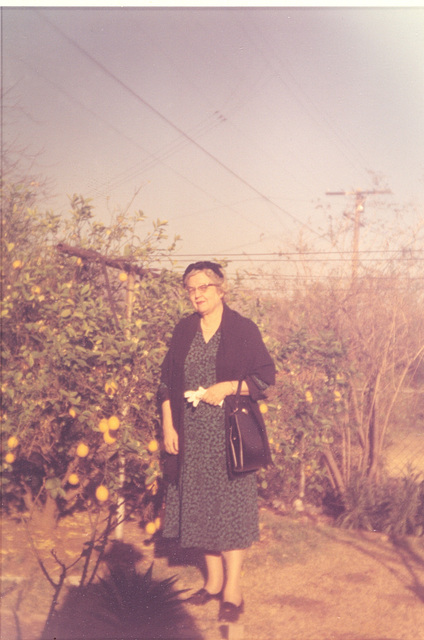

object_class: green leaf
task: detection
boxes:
[45,477,61,490]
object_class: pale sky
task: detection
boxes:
[3,6,424,276]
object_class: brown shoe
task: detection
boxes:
[187,588,222,605]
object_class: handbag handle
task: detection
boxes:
[234,379,244,407]
[226,379,246,415]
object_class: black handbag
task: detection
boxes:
[225,380,268,474]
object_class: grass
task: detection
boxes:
[251,509,326,567]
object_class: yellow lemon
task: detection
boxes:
[118,272,128,282]
[7,436,19,449]
[76,442,89,457]
[98,418,109,433]
[104,380,118,396]
[145,521,156,536]
[259,403,268,414]
[103,431,117,444]
[108,415,120,431]
[69,408,76,418]
[68,473,80,485]
[95,485,109,502]
[147,439,159,453]
[12,260,23,269]
[5,452,15,464]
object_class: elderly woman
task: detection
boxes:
[158,261,275,623]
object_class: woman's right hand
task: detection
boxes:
[162,399,179,454]
[163,425,179,455]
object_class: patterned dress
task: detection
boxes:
[162,329,259,551]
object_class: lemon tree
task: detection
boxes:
[1,179,186,528]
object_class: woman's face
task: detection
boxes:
[186,271,224,317]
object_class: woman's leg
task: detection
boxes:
[221,548,246,605]
[204,552,224,594]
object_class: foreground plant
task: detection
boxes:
[42,556,195,640]
[335,472,424,537]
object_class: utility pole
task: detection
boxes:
[326,189,392,282]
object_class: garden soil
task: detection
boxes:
[1,506,424,640]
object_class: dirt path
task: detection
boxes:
[1,507,424,640]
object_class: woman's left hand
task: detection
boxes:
[201,382,231,406]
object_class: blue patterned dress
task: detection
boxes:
[162,329,259,551]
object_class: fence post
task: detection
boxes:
[115,270,136,540]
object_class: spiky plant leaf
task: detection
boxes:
[95,563,189,637]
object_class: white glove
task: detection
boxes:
[184,387,206,407]
[184,387,223,407]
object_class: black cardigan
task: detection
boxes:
[158,304,276,483]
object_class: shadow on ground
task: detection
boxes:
[40,540,204,640]
[153,534,206,578]
[317,523,424,606]
[391,535,424,602]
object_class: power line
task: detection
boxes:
[92,113,227,196]
[243,286,424,294]
[169,258,423,264]
[241,19,370,182]
[164,251,423,265]
[169,250,423,257]
[11,54,270,235]
[13,55,231,205]
[174,273,424,281]
[36,10,329,243]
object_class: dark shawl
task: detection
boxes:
[158,303,275,483]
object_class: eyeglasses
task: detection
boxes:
[183,261,223,282]
[186,284,218,297]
